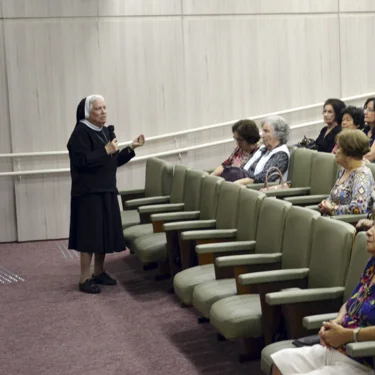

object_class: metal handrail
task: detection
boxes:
[0,91,372,159]
[0,119,323,177]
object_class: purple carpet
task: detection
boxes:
[0,240,262,375]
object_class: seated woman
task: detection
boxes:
[232,115,290,185]
[331,106,365,153]
[210,119,260,177]
[362,97,375,162]
[319,129,374,216]
[271,221,375,375]
[315,98,346,153]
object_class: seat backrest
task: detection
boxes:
[281,206,320,269]
[255,198,291,254]
[183,170,207,211]
[215,182,242,229]
[289,148,316,188]
[310,152,338,195]
[344,232,371,302]
[144,158,174,197]
[308,217,355,288]
[169,165,189,203]
[199,176,224,220]
[286,146,296,181]
[236,188,266,241]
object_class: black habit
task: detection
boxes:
[67,110,135,253]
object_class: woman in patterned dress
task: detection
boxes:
[319,129,374,216]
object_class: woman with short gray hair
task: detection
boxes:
[233,115,290,185]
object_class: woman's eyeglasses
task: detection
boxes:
[233,136,245,143]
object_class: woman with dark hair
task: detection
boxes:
[211,119,260,177]
[67,95,145,294]
[315,98,346,153]
[331,106,365,154]
[362,98,375,162]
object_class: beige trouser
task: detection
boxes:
[271,344,373,375]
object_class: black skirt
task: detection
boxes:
[68,192,125,254]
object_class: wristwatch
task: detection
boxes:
[353,327,361,342]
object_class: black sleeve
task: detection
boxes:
[315,126,339,153]
[117,146,135,167]
[68,129,109,169]
[252,152,289,183]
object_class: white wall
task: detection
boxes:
[0,0,374,241]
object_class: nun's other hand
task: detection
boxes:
[131,135,145,149]
[105,138,118,155]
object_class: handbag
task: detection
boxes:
[292,334,320,347]
[297,135,317,150]
[259,166,290,192]
[220,166,250,182]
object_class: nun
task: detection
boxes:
[67,95,145,294]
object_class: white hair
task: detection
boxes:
[85,94,105,118]
[261,115,290,144]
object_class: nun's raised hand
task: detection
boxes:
[105,138,119,155]
[131,135,145,149]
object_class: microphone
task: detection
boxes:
[107,125,116,141]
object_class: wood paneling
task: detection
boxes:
[340,0,375,12]
[0,1,373,241]
[0,19,17,242]
[340,14,375,96]
[1,0,98,18]
[183,0,338,15]
[98,0,181,16]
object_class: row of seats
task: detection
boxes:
[118,157,375,372]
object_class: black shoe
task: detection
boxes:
[92,272,117,286]
[79,278,101,294]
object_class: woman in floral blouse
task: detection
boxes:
[271,222,375,375]
[210,119,260,177]
[318,129,374,216]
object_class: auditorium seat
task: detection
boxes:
[119,157,173,229]
[209,216,354,360]
[131,169,207,272]
[192,205,318,325]
[146,175,224,279]
[172,187,265,307]
[260,232,370,374]
[122,164,188,254]
[260,152,338,205]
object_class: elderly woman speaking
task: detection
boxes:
[67,95,145,294]
[233,115,290,185]
[271,221,375,375]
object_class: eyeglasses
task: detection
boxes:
[364,108,375,113]
[233,136,245,143]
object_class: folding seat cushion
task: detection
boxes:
[123,165,187,252]
[119,157,173,229]
[133,169,206,264]
[193,206,319,318]
[209,216,354,359]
